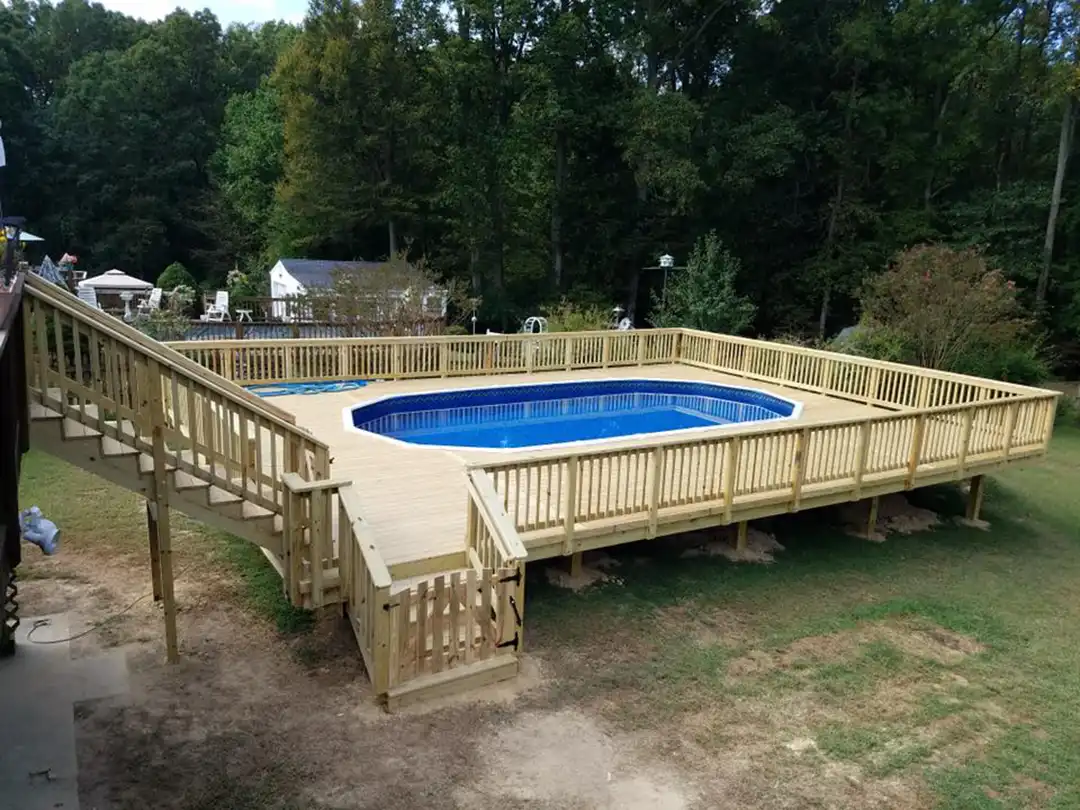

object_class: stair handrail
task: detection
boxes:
[466,468,528,566]
[24,273,312,438]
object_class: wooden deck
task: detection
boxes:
[274,364,890,569]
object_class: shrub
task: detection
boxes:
[134,283,195,341]
[303,252,475,336]
[446,324,469,336]
[227,263,268,299]
[543,299,612,332]
[854,244,1047,382]
[157,262,196,291]
[649,231,755,334]
[1055,392,1080,427]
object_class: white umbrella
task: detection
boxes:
[19,231,44,242]
[78,269,153,292]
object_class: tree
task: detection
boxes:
[856,244,1042,380]
[649,231,755,334]
[157,262,196,290]
[46,10,231,277]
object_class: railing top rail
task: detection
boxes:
[337,483,393,588]
[677,328,1057,398]
[25,274,323,444]
[468,391,1060,472]
[467,469,528,561]
[165,327,682,350]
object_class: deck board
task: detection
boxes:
[273,365,890,567]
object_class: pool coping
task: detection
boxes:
[339,377,804,454]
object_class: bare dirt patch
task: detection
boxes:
[726,618,985,679]
[655,603,757,649]
[457,709,694,809]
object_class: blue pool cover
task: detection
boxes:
[349,379,798,449]
[247,380,369,397]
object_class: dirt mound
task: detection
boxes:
[680,527,786,564]
[840,494,940,541]
[545,552,624,591]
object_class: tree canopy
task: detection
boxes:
[3,0,1080,374]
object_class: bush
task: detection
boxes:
[543,299,612,332]
[227,263,268,299]
[854,244,1048,383]
[649,230,755,334]
[157,262,195,291]
[446,324,469,336]
[134,283,194,341]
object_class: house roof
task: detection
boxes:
[276,258,388,287]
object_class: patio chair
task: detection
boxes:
[76,286,101,309]
[137,287,162,316]
[200,290,230,322]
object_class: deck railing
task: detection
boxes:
[338,482,393,691]
[167,327,1044,411]
[165,329,682,383]
[678,329,1035,408]
[472,392,1058,552]
[329,470,526,697]
[23,276,331,511]
[281,473,344,608]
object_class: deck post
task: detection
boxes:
[569,551,583,578]
[866,496,880,540]
[562,456,578,555]
[148,358,179,663]
[966,475,986,522]
[736,520,748,552]
[145,502,163,602]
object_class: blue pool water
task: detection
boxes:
[349,379,798,449]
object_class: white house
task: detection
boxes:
[268,258,447,321]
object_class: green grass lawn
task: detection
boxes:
[526,426,1080,809]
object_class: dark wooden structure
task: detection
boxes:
[0,269,29,656]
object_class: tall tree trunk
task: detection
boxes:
[388,219,398,257]
[457,3,470,39]
[470,246,481,297]
[819,68,859,339]
[819,174,843,339]
[1038,95,1075,308]
[551,128,566,291]
[925,84,950,211]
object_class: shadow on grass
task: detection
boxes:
[525,477,1041,636]
[216,535,314,635]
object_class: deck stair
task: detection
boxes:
[28,401,283,553]
[20,273,332,662]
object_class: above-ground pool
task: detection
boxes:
[346,379,801,450]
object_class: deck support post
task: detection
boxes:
[966,475,986,522]
[148,358,179,664]
[736,521,748,553]
[148,499,178,663]
[866,496,880,540]
[568,552,583,578]
[145,502,163,602]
